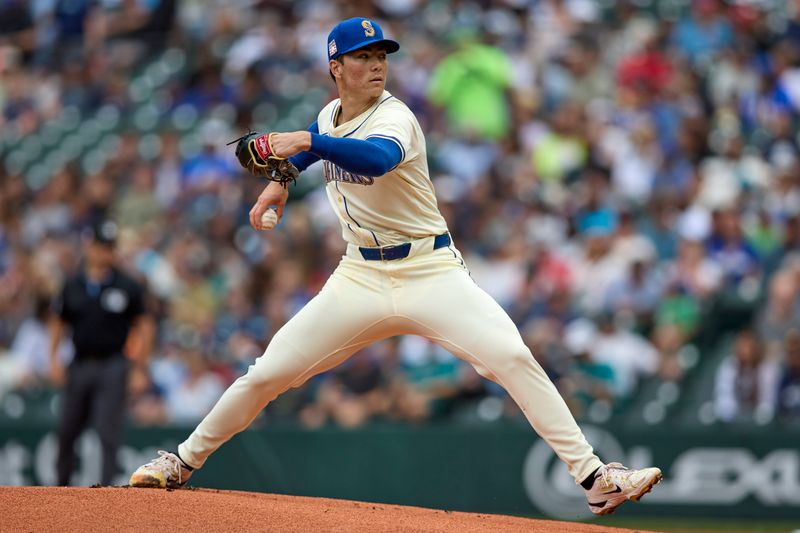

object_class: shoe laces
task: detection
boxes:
[598,462,628,486]
[149,450,184,485]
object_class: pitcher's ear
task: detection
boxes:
[329,58,343,79]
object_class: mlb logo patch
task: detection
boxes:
[328,40,337,57]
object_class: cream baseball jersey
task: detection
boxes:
[316,90,449,246]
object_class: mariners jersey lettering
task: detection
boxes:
[323,160,375,186]
[317,90,448,246]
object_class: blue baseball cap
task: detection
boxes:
[327,17,400,61]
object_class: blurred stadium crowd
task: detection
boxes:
[1,0,800,430]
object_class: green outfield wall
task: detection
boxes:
[1,422,799,521]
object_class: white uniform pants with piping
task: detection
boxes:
[179,235,603,483]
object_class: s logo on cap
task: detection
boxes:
[327,17,400,60]
[362,20,375,37]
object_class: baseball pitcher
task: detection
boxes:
[130,17,661,515]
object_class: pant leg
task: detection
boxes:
[396,255,604,483]
[57,360,94,486]
[179,259,397,469]
[92,355,129,485]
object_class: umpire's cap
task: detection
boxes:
[85,219,119,247]
[327,18,400,61]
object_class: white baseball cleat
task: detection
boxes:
[129,450,193,489]
[584,462,662,515]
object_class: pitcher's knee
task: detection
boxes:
[497,347,542,374]
[242,359,293,391]
[240,339,306,393]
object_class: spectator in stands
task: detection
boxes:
[777,329,800,421]
[757,269,800,359]
[617,22,672,95]
[0,0,35,56]
[664,238,723,301]
[652,280,700,381]
[589,312,659,398]
[605,257,662,316]
[714,329,780,423]
[300,350,387,429]
[560,318,615,418]
[567,225,626,315]
[670,0,734,68]
[9,293,73,387]
[745,208,783,271]
[20,168,75,247]
[113,162,164,230]
[180,127,238,198]
[609,210,657,268]
[707,209,761,289]
[164,349,225,424]
[52,0,104,64]
[427,35,512,141]
[777,215,800,260]
[639,200,680,261]
[531,102,588,186]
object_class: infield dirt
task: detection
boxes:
[0,486,660,532]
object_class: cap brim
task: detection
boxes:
[336,38,400,58]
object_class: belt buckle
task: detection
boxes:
[380,245,395,261]
[379,244,400,261]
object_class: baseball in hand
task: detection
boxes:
[260,208,279,230]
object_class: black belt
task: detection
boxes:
[74,351,124,362]
[359,233,451,261]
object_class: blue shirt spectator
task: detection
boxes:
[670,1,734,67]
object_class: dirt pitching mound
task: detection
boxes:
[0,486,657,532]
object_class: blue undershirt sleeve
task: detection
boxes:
[287,121,322,172]
[309,133,403,177]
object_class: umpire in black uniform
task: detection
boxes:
[49,219,153,485]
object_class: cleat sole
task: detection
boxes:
[630,471,663,502]
[129,473,167,489]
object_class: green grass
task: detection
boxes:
[597,517,800,533]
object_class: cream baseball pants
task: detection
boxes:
[179,235,603,483]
